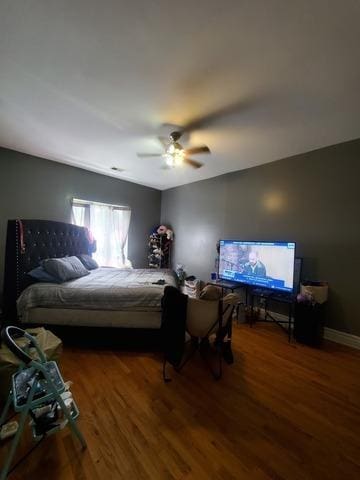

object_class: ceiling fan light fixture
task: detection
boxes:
[137,129,209,170]
[174,150,185,166]
[165,150,184,167]
[166,142,183,154]
[165,155,175,167]
[165,141,185,167]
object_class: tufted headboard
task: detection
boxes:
[2,219,90,321]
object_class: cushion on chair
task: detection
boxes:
[223,293,240,305]
[199,284,222,300]
[186,297,220,338]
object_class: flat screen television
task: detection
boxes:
[218,240,296,293]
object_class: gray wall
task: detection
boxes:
[2,140,359,336]
[161,139,360,336]
[0,147,161,296]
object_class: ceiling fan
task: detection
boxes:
[137,131,210,169]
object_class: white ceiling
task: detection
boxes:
[1,1,360,190]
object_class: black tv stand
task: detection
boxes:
[252,288,295,301]
[207,279,243,292]
[249,288,296,341]
[206,281,296,342]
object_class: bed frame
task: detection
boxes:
[2,219,162,347]
[3,219,90,321]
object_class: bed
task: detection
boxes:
[2,219,177,333]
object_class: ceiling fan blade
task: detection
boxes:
[157,136,169,149]
[137,153,164,158]
[184,145,210,155]
[182,96,263,132]
[183,158,204,169]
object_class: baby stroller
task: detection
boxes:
[0,326,86,480]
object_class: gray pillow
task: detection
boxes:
[42,256,90,282]
[77,254,99,270]
[27,266,62,284]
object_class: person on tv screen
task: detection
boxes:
[243,251,266,277]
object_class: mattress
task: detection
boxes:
[17,268,177,322]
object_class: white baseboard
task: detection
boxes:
[254,308,360,350]
[323,328,360,350]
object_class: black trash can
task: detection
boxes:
[294,302,326,347]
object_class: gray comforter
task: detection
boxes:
[17,268,177,317]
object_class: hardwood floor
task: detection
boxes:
[1,323,360,479]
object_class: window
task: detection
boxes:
[72,198,131,268]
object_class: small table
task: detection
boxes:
[207,279,247,323]
[207,279,243,294]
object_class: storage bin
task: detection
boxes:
[300,281,328,304]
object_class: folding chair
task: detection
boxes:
[177,293,239,379]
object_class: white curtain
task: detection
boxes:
[89,204,131,268]
[72,205,86,227]
[112,208,131,267]
[72,202,131,268]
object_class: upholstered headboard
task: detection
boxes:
[2,219,90,321]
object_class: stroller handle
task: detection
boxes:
[1,326,36,365]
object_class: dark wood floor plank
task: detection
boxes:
[1,323,359,479]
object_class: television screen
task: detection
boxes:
[218,240,296,292]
